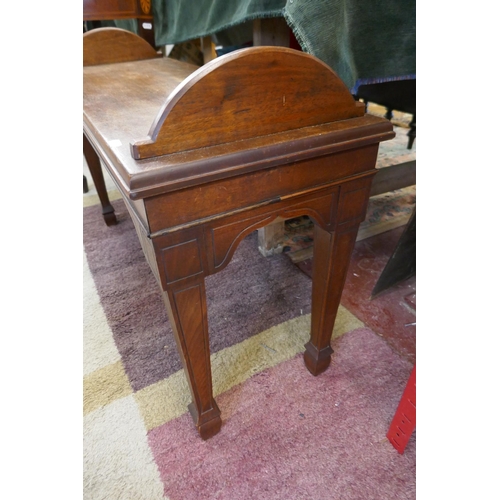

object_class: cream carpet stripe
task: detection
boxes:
[135,307,363,431]
[83,396,166,500]
[83,189,122,208]
[84,360,133,415]
[83,252,121,376]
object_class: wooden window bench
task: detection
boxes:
[83,28,394,439]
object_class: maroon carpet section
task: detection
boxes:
[148,327,415,500]
[83,201,313,391]
[337,227,416,365]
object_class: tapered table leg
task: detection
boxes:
[161,280,221,439]
[83,134,117,226]
[304,222,359,375]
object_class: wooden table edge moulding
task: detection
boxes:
[83,28,395,440]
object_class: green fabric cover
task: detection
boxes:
[113,19,138,34]
[152,0,286,46]
[283,0,416,89]
[109,0,415,89]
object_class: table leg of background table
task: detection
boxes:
[257,219,285,257]
[304,223,359,375]
[161,280,222,440]
[83,134,117,226]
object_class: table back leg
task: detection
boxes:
[83,134,117,226]
[305,223,359,375]
[305,177,373,375]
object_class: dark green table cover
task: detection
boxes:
[113,0,415,91]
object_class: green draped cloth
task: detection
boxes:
[283,0,416,90]
[152,0,286,46]
[116,0,415,90]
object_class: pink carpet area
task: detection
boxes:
[148,327,415,500]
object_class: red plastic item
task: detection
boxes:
[387,364,416,454]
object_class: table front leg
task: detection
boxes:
[161,279,221,440]
[304,222,359,375]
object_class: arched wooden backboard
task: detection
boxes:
[83,27,158,66]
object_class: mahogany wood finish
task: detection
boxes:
[130,49,363,160]
[252,17,293,256]
[83,29,395,439]
[83,0,152,20]
[83,26,158,66]
[83,0,156,48]
[83,28,159,225]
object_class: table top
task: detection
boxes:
[84,56,195,197]
[83,48,394,201]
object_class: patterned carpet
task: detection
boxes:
[83,210,415,499]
